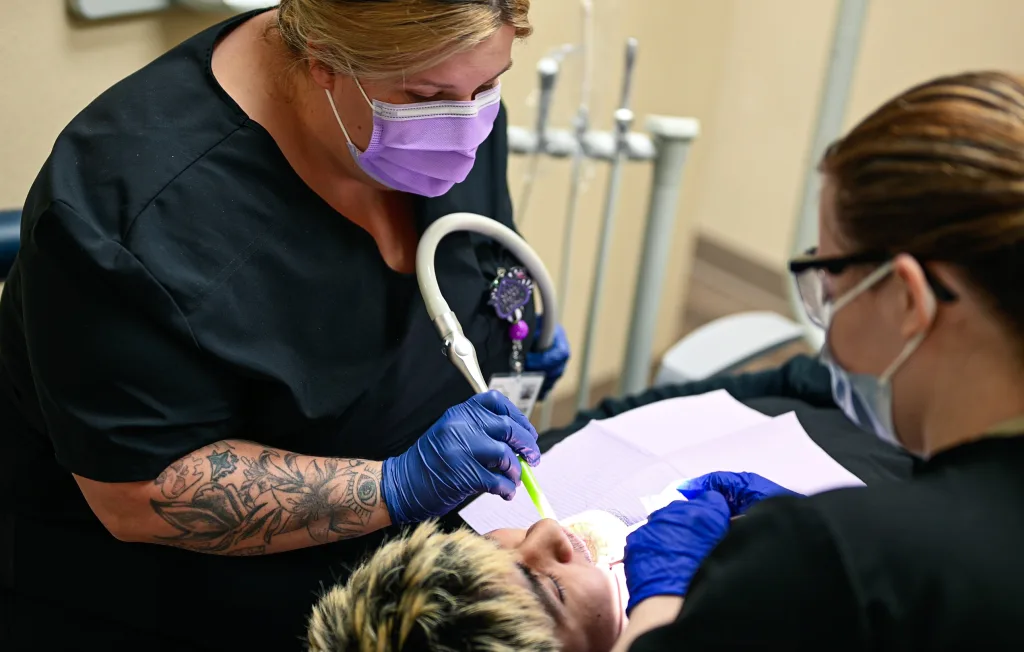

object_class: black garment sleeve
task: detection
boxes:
[629,497,866,651]
[18,202,242,482]
[544,355,833,443]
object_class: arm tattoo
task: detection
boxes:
[206,444,239,482]
[149,449,383,554]
[153,454,205,499]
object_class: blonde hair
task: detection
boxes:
[307,522,559,652]
[276,0,532,80]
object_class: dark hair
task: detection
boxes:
[821,71,1024,337]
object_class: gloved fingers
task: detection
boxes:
[467,436,523,486]
[475,412,540,466]
[681,491,732,537]
[527,325,570,366]
[472,391,540,446]
[641,491,731,537]
[624,492,731,613]
[677,472,800,516]
[676,471,746,499]
[482,469,518,501]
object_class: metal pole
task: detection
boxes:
[619,116,700,396]
[789,0,871,351]
[537,0,596,431]
[517,50,571,225]
[575,38,639,412]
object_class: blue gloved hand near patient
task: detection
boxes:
[525,315,570,400]
[624,472,803,613]
[381,391,541,526]
[678,471,802,516]
[625,491,731,614]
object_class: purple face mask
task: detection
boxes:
[325,80,501,197]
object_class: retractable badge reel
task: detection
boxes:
[486,267,545,418]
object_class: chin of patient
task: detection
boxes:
[307,519,627,652]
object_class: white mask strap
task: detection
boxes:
[325,89,355,147]
[832,262,895,315]
[879,285,937,383]
[324,77,373,148]
[353,76,373,107]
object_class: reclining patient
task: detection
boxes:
[307,519,626,652]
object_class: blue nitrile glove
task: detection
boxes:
[381,391,541,526]
[525,316,570,401]
[624,491,731,614]
[677,472,802,517]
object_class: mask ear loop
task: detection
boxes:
[324,75,374,149]
[831,262,895,316]
[878,270,939,384]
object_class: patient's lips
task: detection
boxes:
[560,510,628,566]
[562,527,594,563]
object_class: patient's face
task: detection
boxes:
[487,519,624,652]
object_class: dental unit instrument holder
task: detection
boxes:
[575,38,638,412]
[507,39,701,411]
[416,212,559,519]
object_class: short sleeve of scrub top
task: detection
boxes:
[11,200,243,482]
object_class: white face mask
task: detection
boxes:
[821,262,936,451]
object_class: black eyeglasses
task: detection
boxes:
[788,248,956,328]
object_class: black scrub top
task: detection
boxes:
[630,434,1024,651]
[0,10,534,650]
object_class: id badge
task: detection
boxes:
[488,372,546,419]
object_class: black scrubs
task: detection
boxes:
[628,433,1024,650]
[0,10,534,650]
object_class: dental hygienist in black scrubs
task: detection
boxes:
[617,71,1024,651]
[0,2,570,649]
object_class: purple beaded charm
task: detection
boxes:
[488,267,533,320]
[509,320,530,341]
[488,267,534,373]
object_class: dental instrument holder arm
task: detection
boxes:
[416,213,558,518]
[575,38,640,412]
[619,116,700,396]
[790,0,870,352]
[517,57,564,222]
[535,58,560,157]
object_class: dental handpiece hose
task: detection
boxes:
[417,213,559,520]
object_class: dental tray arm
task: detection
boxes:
[416,213,559,393]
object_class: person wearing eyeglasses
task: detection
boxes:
[0,2,576,650]
[611,71,1024,651]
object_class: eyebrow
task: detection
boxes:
[412,60,514,90]
[516,562,561,621]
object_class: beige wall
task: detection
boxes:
[0,4,230,204]
[4,1,1024,409]
[695,0,1024,270]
